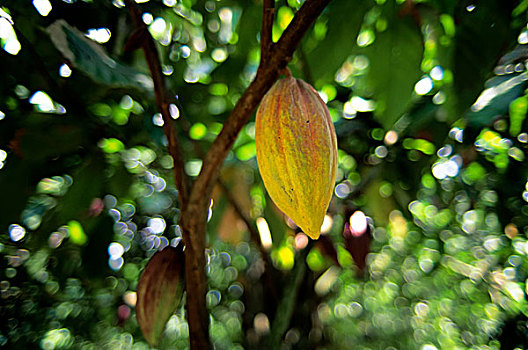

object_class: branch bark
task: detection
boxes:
[260,0,275,64]
[190,0,332,220]
[218,181,268,262]
[182,1,330,347]
[124,0,190,206]
[127,0,332,348]
[218,181,278,306]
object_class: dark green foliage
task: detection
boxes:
[1,0,528,349]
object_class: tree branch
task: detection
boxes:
[266,246,310,347]
[181,3,331,344]
[218,181,267,259]
[190,0,331,212]
[124,0,190,206]
[181,4,331,345]
[126,1,332,348]
[269,0,330,64]
[217,180,278,304]
[260,0,275,64]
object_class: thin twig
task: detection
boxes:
[296,45,314,84]
[218,181,266,257]
[260,0,275,64]
[124,0,190,206]
[217,180,278,304]
[125,1,333,348]
[266,244,310,347]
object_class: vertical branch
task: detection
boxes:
[191,0,331,209]
[266,246,309,347]
[260,0,275,64]
[218,181,278,305]
[124,0,190,206]
[218,181,269,263]
[126,0,332,348]
[179,207,210,349]
[182,1,331,348]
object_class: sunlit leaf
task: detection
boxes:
[467,72,528,127]
[47,20,153,91]
[358,3,424,128]
[453,0,516,114]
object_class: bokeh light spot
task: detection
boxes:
[357,29,375,47]
[148,217,166,234]
[59,64,72,78]
[152,113,164,126]
[109,256,124,271]
[9,224,26,242]
[430,66,444,81]
[294,233,308,250]
[349,211,367,236]
[170,104,180,119]
[320,215,333,234]
[384,130,398,145]
[33,0,52,16]
[256,217,272,250]
[254,313,270,335]
[108,242,125,258]
[142,13,153,25]
[86,28,111,43]
[190,123,207,140]
[67,220,87,245]
[414,77,433,95]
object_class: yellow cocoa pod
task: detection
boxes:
[255,76,338,239]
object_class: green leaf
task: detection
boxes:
[47,20,153,91]
[466,72,528,128]
[358,3,424,128]
[306,0,371,83]
[453,0,516,114]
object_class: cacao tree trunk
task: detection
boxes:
[180,204,210,349]
[127,0,334,348]
[177,1,333,347]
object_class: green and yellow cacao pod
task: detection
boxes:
[255,76,338,240]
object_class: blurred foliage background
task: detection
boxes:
[1,0,528,349]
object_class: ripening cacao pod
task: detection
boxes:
[255,75,338,239]
[136,245,185,346]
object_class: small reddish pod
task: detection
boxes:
[136,245,185,346]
